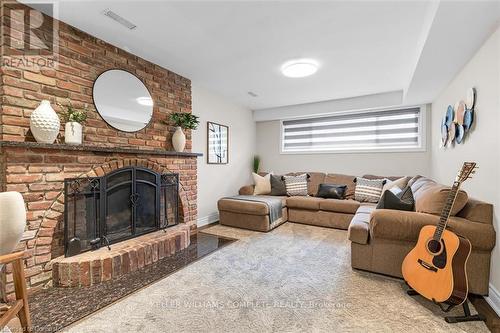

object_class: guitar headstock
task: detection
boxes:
[456,162,477,183]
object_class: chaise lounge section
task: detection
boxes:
[217,171,496,295]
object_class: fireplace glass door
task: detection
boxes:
[64,167,178,257]
[104,167,159,243]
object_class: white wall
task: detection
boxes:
[430,26,500,311]
[255,108,431,177]
[192,84,256,227]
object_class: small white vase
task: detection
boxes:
[65,122,83,145]
[0,192,26,258]
[172,126,186,152]
[30,100,60,144]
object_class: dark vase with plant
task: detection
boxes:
[169,113,199,152]
[58,102,88,145]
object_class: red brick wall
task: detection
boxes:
[1,2,192,150]
[0,3,198,299]
[0,150,197,297]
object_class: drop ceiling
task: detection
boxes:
[29,1,500,110]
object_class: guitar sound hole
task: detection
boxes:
[427,239,442,254]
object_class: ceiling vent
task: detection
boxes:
[103,9,137,30]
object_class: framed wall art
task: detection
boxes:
[207,121,229,164]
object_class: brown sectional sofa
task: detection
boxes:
[217,172,496,295]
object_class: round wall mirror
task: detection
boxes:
[93,69,153,132]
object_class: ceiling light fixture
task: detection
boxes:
[281,59,319,78]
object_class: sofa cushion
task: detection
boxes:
[218,196,287,216]
[363,174,403,181]
[320,199,360,214]
[286,196,322,210]
[369,209,496,251]
[410,176,468,216]
[357,203,377,214]
[325,173,356,199]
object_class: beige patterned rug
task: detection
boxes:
[66,223,489,332]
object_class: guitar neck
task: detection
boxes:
[433,181,461,241]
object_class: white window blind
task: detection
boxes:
[281,107,422,153]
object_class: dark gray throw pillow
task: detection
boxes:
[316,184,347,199]
[270,174,287,196]
[376,186,415,211]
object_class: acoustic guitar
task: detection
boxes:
[402,162,477,306]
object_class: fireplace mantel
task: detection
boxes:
[0,141,203,157]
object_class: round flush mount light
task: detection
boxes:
[136,96,153,106]
[281,59,319,78]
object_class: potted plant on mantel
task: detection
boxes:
[169,113,199,152]
[58,102,88,145]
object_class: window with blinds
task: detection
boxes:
[281,107,423,153]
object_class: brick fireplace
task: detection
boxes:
[0,2,200,300]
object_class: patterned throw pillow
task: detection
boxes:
[354,177,386,203]
[283,174,308,196]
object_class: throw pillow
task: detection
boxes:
[376,185,415,211]
[316,184,347,199]
[253,172,271,195]
[416,184,468,216]
[283,174,308,196]
[382,176,412,194]
[354,177,386,203]
[270,174,287,196]
[324,173,357,199]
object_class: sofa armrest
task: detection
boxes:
[370,209,496,251]
[239,185,254,195]
[456,198,493,224]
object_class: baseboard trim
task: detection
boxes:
[197,212,219,228]
[485,283,500,316]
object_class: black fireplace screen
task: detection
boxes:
[64,167,179,257]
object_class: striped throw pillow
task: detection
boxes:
[283,174,308,196]
[355,177,386,203]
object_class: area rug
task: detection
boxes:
[66,223,489,332]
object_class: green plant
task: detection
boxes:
[253,155,260,173]
[58,102,88,124]
[169,113,199,130]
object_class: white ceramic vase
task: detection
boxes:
[30,100,60,144]
[65,122,83,145]
[172,126,186,152]
[0,192,26,258]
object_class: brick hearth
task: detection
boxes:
[52,225,190,287]
[0,2,201,300]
